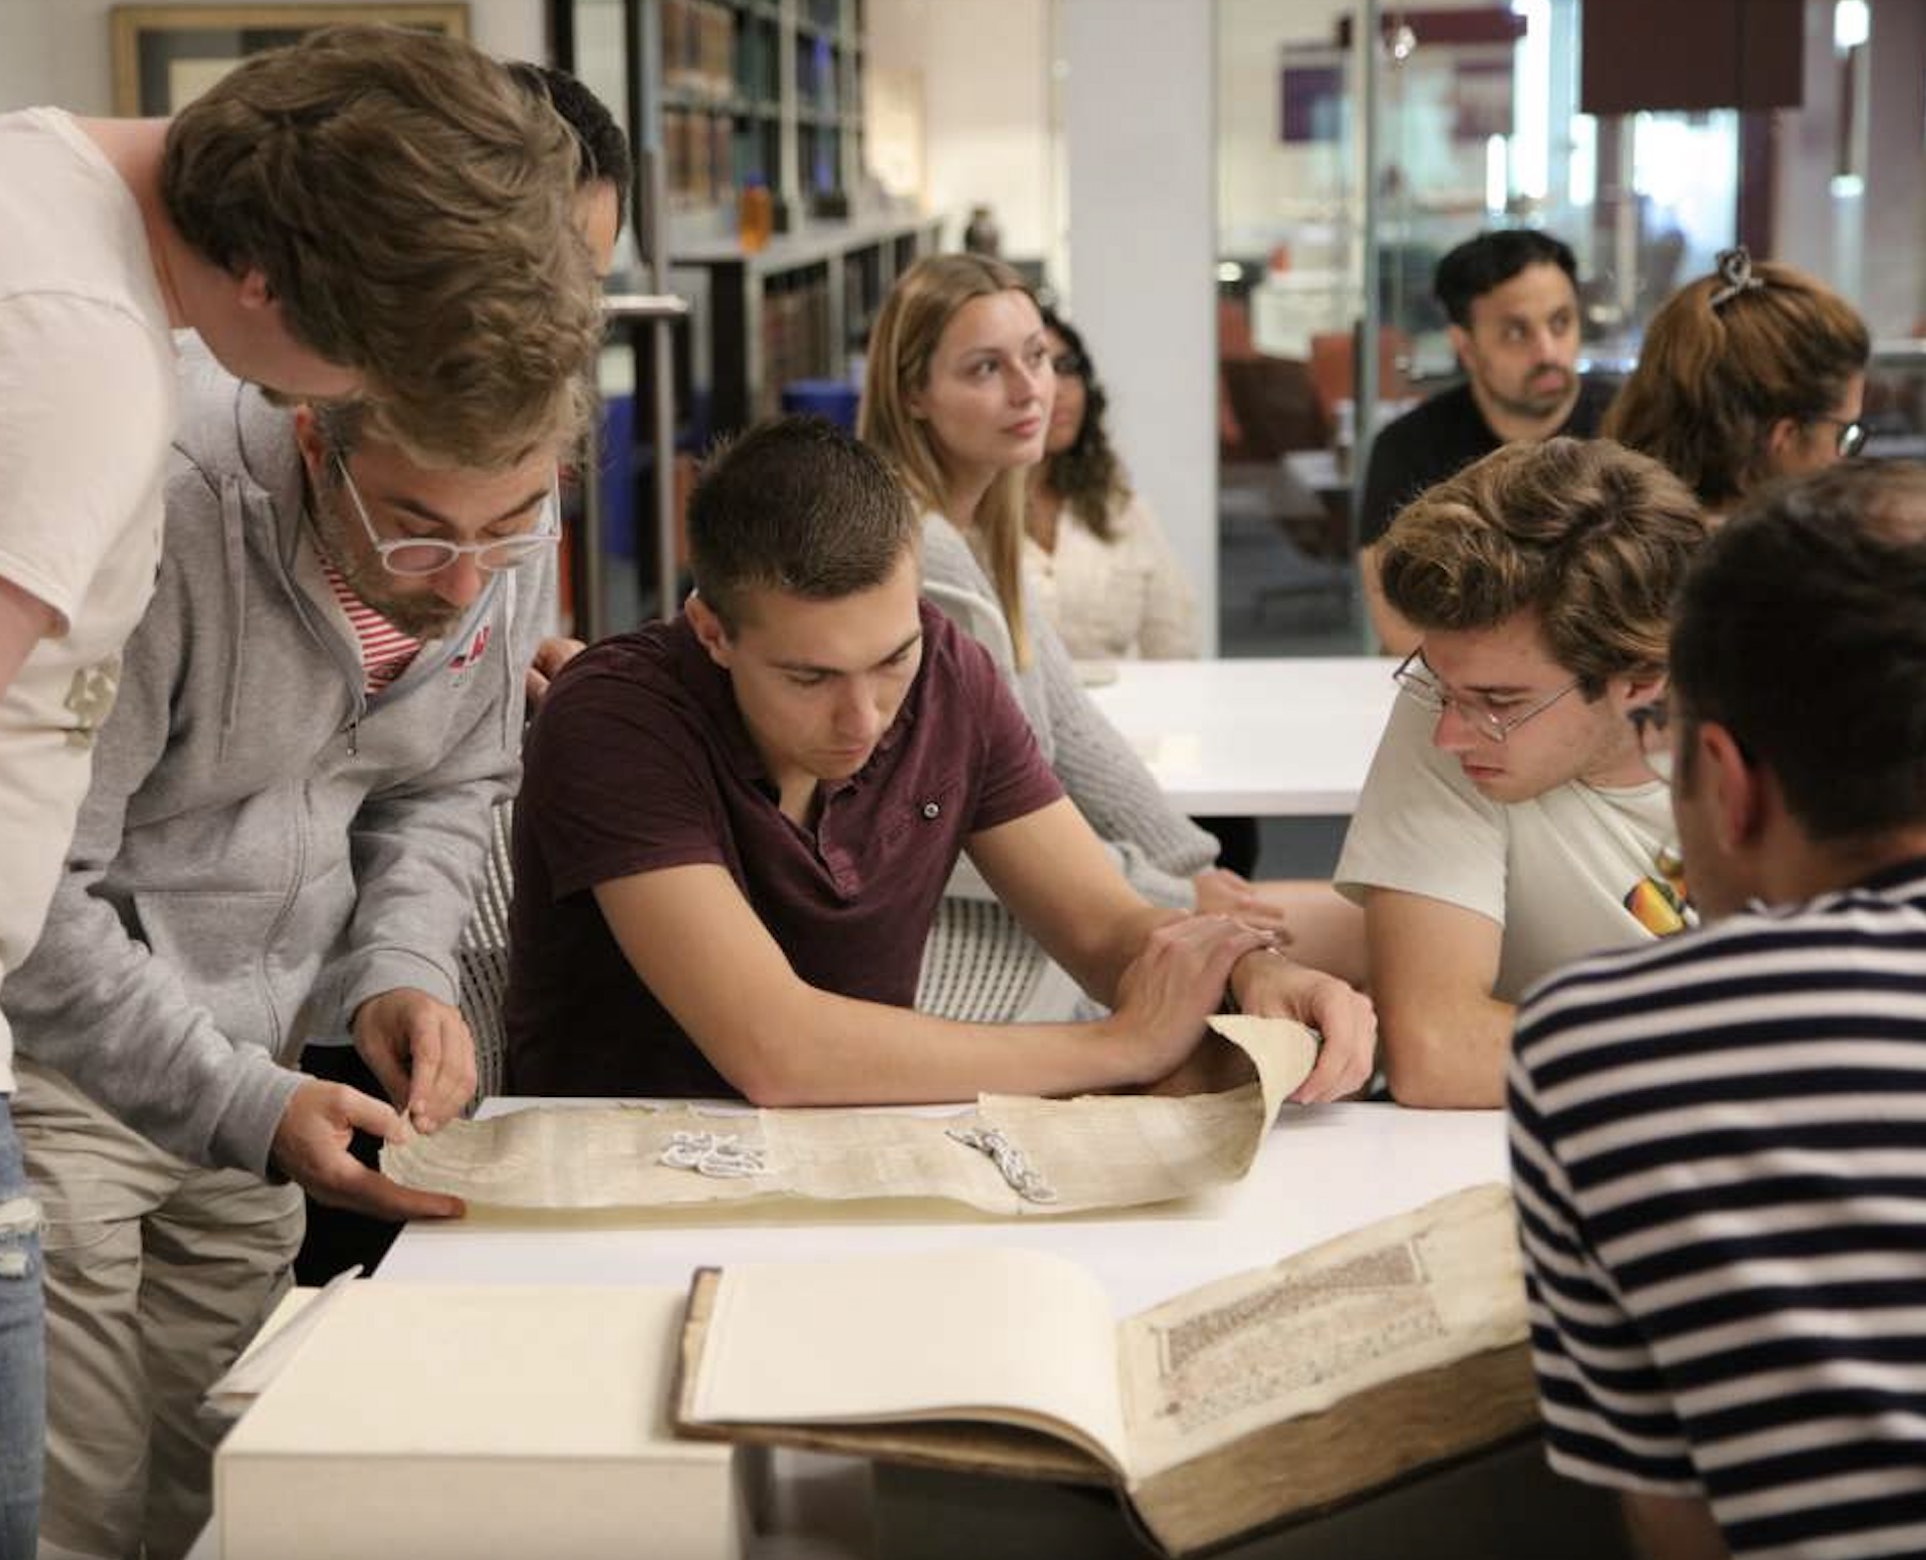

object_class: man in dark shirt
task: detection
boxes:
[507,418,1373,1104]
[1359,230,1614,653]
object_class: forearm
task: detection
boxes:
[1378,990,1514,1107]
[331,769,510,1025]
[706,988,1164,1108]
[1050,899,1183,1010]
[6,912,305,1173]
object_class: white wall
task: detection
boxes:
[865,0,1053,255]
[0,0,544,113]
[1062,0,1218,651]
[1216,0,1350,251]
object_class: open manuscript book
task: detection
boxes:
[674,1183,1536,1557]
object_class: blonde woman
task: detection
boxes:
[859,253,1366,989]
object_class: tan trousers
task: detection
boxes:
[11,1059,303,1560]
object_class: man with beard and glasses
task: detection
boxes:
[1358,229,1616,654]
[0,341,574,1559]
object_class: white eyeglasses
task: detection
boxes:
[335,456,559,578]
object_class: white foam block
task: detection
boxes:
[216,1284,746,1560]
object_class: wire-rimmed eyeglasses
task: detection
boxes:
[1392,649,1580,743]
[335,456,559,578]
[1808,416,1868,459]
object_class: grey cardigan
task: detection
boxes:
[3,349,544,1175]
[919,513,1214,906]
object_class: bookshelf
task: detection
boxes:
[658,0,867,224]
[671,213,943,435]
[553,0,938,624]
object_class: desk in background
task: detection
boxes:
[1085,657,1396,818]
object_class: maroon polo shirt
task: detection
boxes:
[504,599,1064,1097]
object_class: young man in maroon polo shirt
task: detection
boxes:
[506,418,1374,1105]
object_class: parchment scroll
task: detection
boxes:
[381,1016,1317,1217]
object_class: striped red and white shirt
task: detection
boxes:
[320,556,420,696]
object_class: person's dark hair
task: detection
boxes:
[689,416,918,631]
[1434,229,1579,330]
[1671,462,1926,840]
[1036,307,1128,541]
[1381,437,1706,693]
[508,61,632,230]
[1601,250,1870,511]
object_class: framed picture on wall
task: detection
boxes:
[110,5,471,116]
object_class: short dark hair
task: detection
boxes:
[508,62,632,230]
[1381,437,1706,693]
[1434,230,1579,329]
[1671,462,1926,841]
[689,416,918,631]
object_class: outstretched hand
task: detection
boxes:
[271,1080,464,1223]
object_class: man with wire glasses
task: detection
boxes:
[1509,461,1926,1559]
[0,341,573,1558]
[1332,437,1706,1108]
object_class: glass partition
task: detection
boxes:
[1214,0,1748,655]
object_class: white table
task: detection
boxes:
[379,1102,1504,1318]
[381,1103,1507,1555]
[1086,657,1396,816]
[190,1106,1508,1560]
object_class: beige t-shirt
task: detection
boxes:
[1335,695,1687,1002]
[0,109,176,1091]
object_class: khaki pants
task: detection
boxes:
[11,1059,303,1560]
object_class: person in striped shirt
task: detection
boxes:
[1510,460,1926,1559]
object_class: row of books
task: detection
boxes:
[663,107,742,209]
[757,276,835,419]
[662,0,737,103]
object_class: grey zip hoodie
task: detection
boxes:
[3,349,544,1176]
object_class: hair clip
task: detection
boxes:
[1708,247,1766,311]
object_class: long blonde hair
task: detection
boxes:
[859,253,1037,667]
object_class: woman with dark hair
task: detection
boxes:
[1604,248,1870,518]
[1023,309,1197,661]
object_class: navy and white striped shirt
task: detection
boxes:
[1508,858,1926,1559]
